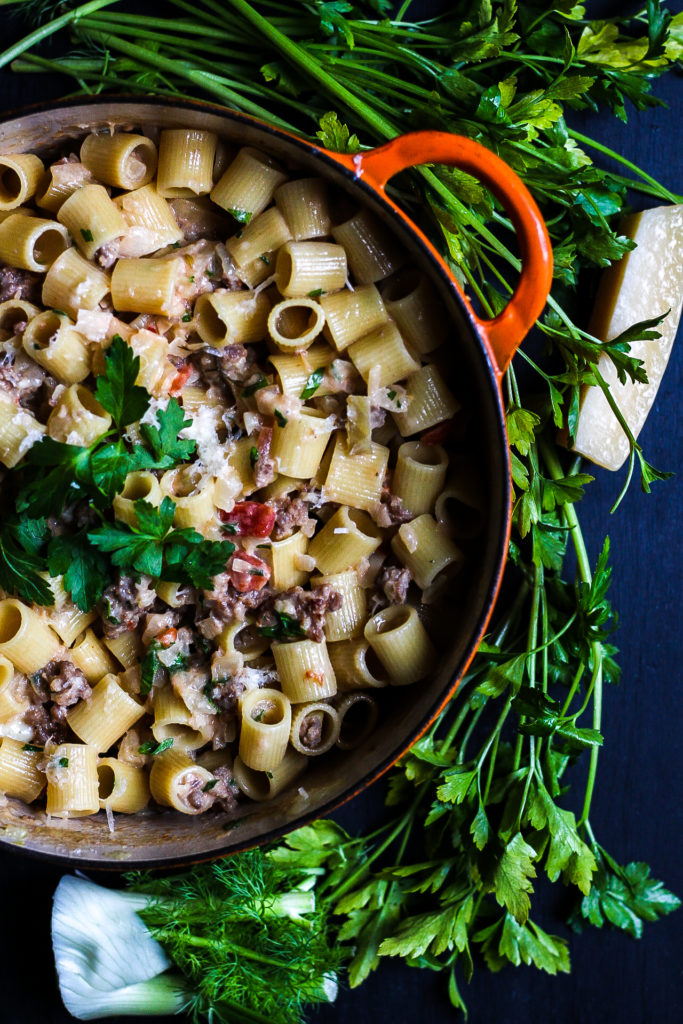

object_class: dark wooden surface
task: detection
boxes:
[0,3,681,1023]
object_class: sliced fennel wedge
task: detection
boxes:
[52,876,187,1019]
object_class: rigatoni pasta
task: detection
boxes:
[0,127,473,829]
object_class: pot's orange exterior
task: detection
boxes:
[326,132,553,377]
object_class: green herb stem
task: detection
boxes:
[568,128,683,205]
[0,0,120,71]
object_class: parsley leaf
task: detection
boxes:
[138,737,174,756]
[257,611,306,640]
[0,518,53,605]
[47,531,111,612]
[241,376,269,398]
[94,335,149,430]
[300,366,325,400]
[139,398,197,466]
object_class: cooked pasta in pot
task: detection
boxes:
[0,126,482,823]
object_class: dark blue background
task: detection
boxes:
[0,3,681,1023]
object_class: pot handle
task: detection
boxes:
[330,132,553,377]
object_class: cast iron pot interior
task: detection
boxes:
[0,99,514,867]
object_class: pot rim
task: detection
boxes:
[0,96,516,868]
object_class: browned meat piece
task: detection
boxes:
[95,239,120,268]
[211,764,241,813]
[300,710,324,749]
[267,491,317,541]
[198,574,274,635]
[253,425,276,489]
[257,584,342,643]
[0,344,57,414]
[191,344,258,388]
[375,487,413,528]
[100,575,151,637]
[22,704,69,745]
[0,263,42,305]
[377,565,412,605]
[46,661,92,707]
[185,775,215,811]
[206,676,246,713]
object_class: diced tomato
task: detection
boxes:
[420,417,456,445]
[168,363,193,396]
[220,501,276,538]
[229,550,271,592]
[156,627,177,647]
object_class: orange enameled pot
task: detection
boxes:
[0,99,552,867]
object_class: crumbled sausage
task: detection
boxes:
[100,574,156,637]
[211,764,241,812]
[192,344,258,388]
[0,262,42,305]
[198,573,274,635]
[299,710,324,749]
[256,584,342,643]
[206,676,246,713]
[22,704,69,745]
[377,565,412,605]
[45,661,92,707]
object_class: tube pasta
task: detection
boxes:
[45,743,100,818]
[113,471,163,526]
[332,208,403,283]
[225,206,291,268]
[322,434,390,513]
[275,241,347,297]
[271,408,334,478]
[313,570,366,641]
[115,184,183,257]
[349,322,420,389]
[393,441,448,516]
[210,146,287,221]
[47,384,112,446]
[80,132,157,191]
[0,391,45,468]
[149,749,214,814]
[232,748,307,802]
[35,160,94,214]
[0,599,61,674]
[0,213,69,272]
[68,673,145,752]
[269,531,310,590]
[391,514,464,589]
[97,757,150,813]
[392,364,460,436]
[238,688,291,771]
[334,692,379,749]
[0,656,28,722]
[160,465,215,532]
[273,638,337,703]
[269,341,334,398]
[194,288,271,347]
[327,638,390,691]
[111,257,181,316]
[364,604,437,685]
[152,687,211,752]
[0,153,45,210]
[103,630,143,670]
[308,506,382,574]
[0,298,41,332]
[0,738,45,802]
[58,184,126,260]
[41,246,110,319]
[290,701,340,755]
[320,284,388,351]
[156,129,217,197]
[70,628,119,683]
[381,270,449,354]
[22,310,90,383]
[268,298,326,352]
[275,178,331,240]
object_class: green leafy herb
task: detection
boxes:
[22,743,43,753]
[228,207,252,224]
[58,757,69,768]
[300,366,325,400]
[182,311,192,322]
[46,531,111,612]
[249,445,259,468]
[241,376,269,398]
[307,288,324,298]
[274,409,288,427]
[140,646,161,696]
[257,611,307,640]
[259,253,271,264]
[0,517,53,605]
[94,335,149,431]
[202,778,218,792]
[138,738,174,756]
[80,227,94,242]
[138,398,196,466]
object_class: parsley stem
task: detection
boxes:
[568,129,683,205]
[540,439,603,829]
[0,0,119,71]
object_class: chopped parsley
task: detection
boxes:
[58,757,69,768]
[21,743,43,753]
[228,207,252,225]
[241,376,269,398]
[259,253,271,265]
[80,228,94,242]
[307,288,324,298]
[138,737,174,756]
[203,779,219,792]
[300,366,325,400]
[182,311,192,322]
[274,409,288,427]
[257,611,306,640]
[249,446,259,468]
